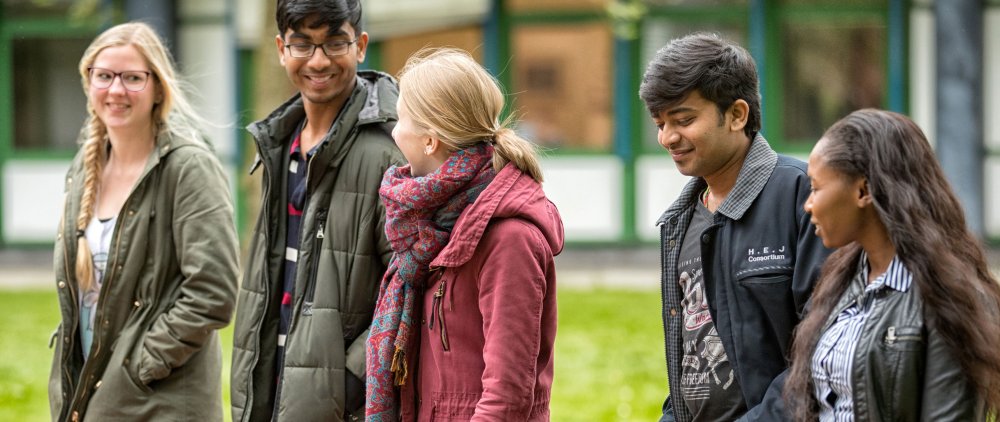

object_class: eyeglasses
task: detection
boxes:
[88,67,152,92]
[285,39,357,59]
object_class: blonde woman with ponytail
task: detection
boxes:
[366,48,564,421]
[49,22,238,422]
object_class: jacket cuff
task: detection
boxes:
[346,328,369,380]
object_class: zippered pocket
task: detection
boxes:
[885,326,923,345]
[302,208,328,315]
[429,278,450,351]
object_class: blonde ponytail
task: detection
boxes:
[74,120,106,291]
[492,126,543,182]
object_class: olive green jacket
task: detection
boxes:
[231,70,403,421]
[48,134,240,422]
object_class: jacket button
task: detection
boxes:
[117,265,123,271]
[670,308,677,316]
[58,281,66,288]
[668,239,675,248]
[128,210,135,216]
[95,380,102,389]
[670,218,677,225]
[701,233,711,244]
[134,300,141,307]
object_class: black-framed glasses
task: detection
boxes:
[88,67,152,92]
[285,39,357,58]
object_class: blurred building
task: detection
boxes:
[0,0,998,248]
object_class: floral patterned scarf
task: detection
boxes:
[366,143,496,421]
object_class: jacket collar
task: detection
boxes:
[430,163,564,268]
[859,252,913,293]
[656,133,777,225]
[247,70,398,173]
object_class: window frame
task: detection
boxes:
[1,18,102,161]
[504,9,615,155]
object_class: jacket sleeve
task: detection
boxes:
[138,149,240,384]
[791,173,831,315]
[734,370,790,421]
[660,395,677,422]
[920,321,976,420]
[472,220,552,421]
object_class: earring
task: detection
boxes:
[424,146,433,155]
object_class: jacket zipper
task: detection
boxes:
[71,171,154,419]
[243,158,273,421]
[430,273,450,351]
[885,326,922,344]
[60,213,79,417]
[301,209,328,315]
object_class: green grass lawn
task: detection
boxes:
[0,287,665,421]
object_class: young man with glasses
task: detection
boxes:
[230,1,403,420]
[639,33,830,421]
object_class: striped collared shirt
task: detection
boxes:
[812,253,913,422]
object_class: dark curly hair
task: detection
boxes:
[276,0,362,38]
[639,32,761,139]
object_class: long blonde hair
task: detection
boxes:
[397,47,543,182]
[73,22,209,291]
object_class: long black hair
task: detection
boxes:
[785,109,1000,420]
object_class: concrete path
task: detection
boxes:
[2,246,999,290]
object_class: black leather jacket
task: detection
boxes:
[658,136,831,422]
[822,252,979,421]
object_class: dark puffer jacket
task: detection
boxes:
[231,70,404,422]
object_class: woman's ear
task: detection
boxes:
[423,136,437,155]
[155,82,164,104]
[857,178,873,207]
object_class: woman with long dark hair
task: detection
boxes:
[784,108,1000,420]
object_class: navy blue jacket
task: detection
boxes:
[658,136,830,422]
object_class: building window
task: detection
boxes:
[510,23,614,150]
[2,0,79,18]
[12,36,91,151]
[780,20,885,145]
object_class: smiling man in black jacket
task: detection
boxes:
[639,32,831,422]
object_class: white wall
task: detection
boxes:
[540,156,624,241]
[178,0,237,168]
[636,156,688,242]
[3,161,70,242]
[985,8,1000,236]
[910,7,935,147]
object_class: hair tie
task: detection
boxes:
[76,230,85,238]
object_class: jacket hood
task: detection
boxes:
[245,70,398,171]
[431,163,564,268]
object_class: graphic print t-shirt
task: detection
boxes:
[80,215,116,361]
[677,203,747,421]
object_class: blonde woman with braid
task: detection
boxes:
[48,22,238,421]
[366,48,564,421]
